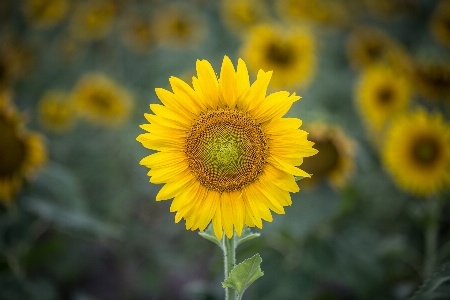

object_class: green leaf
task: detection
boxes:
[410,261,450,300]
[198,224,222,249]
[222,253,264,299]
[235,227,260,248]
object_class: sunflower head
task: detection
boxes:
[431,0,450,48]
[73,73,133,127]
[347,26,411,71]
[221,0,270,34]
[299,124,356,189]
[118,14,154,54]
[153,5,206,49]
[70,0,116,41]
[38,90,76,133]
[411,61,450,102]
[382,109,450,196]
[137,56,317,239]
[275,0,350,27]
[0,92,47,205]
[356,64,412,136]
[241,24,316,89]
[24,0,69,29]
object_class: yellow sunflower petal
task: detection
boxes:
[155,171,194,201]
[219,55,237,108]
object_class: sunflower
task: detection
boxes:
[73,73,133,127]
[275,0,350,27]
[0,92,47,205]
[136,56,317,239]
[220,0,270,35]
[118,14,154,54]
[430,0,450,48]
[38,90,75,133]
[346,26,411,71]
[299,124,355,189]
[70,0,115,41]
[152,5,206,49]
[23,0,69,29]
[355,64,412,135]
[410,61,450,102]
[382,109,450,196]
[364,0,416,20]
[241,24,316,89]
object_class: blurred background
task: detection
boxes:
[1,0,450,299]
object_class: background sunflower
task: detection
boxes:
[1,0,450,299]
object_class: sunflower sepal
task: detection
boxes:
[235,227,260,248]
[199,224,223,249]
[295,174,312,181]
[222,253,264,300]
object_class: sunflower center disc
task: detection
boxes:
[0,118,26,177]
[377,87,394,105]
[186,109,267,193]
[412,137,440,166]
[266,42,294,66]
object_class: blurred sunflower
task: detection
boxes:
[347,26,411,71]
[275,0,350,27]
[411,61,450,102]
[23,0,69,29]
[0,92,47,205]
[299,124,355,189]
[430,0,450,48]
[38,90,75,133]
[73,73,133,127]
[382,109,450,196]
[241,24,316,89]
[70,0,115,41]
[220,0,270,34]
[152,5,206,49]
[136,56,317,239]
[356,64,412,135]
[364,0,416,20]
[118,14,154,54]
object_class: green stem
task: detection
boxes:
[223,232,236,300]
[424,197,439,278]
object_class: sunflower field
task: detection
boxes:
[1,0,450,299]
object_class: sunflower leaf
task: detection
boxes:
[198,224,223,249]
[410,261,450,300]
[222,253,264,299]
[236,227,260,248]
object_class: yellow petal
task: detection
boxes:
[155,87,197,119]
[239,70,272,111]
[170,180,200,212]
[168,77,205,114]
[219,56,237,108]
[150,104,191,127]
[197,190,220,231]
[262,164,300,193]
[212,200,223,240]
[250,91,289,121]
[267,155,312,177]
[221,192,235,238]
[140,151,186,168]
[194,59,219,109]
[155,171,194,201]
[144,113,188,130]
[229,191,245,236]
[148,162,189,183]
[262,118,303,135]
[243,189,263,228]
[236,58,250,99]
